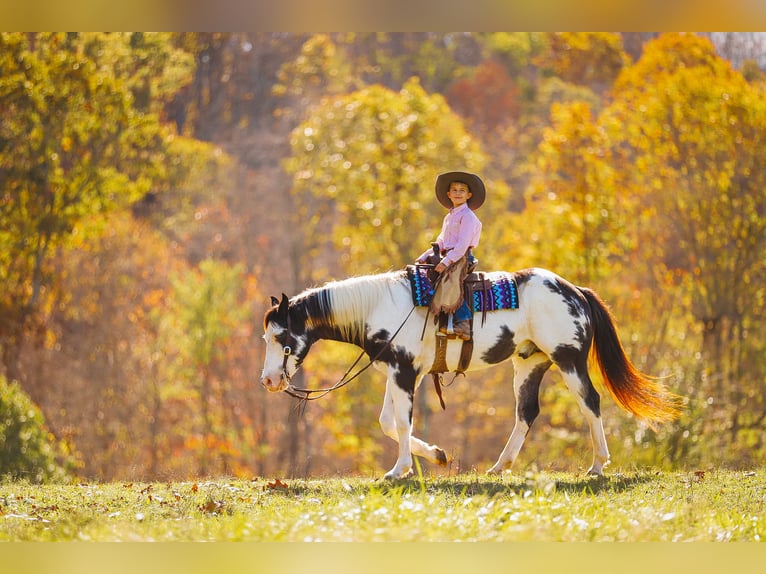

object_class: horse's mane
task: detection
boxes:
[293,271,405,342]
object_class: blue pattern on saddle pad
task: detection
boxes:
[471,275,519,312]
[406,265,518,311]
[407,265,436,307]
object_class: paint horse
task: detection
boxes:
[260,267,681,479]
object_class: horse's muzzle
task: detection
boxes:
[260,374,288,393]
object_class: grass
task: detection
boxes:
[1,468,764,542]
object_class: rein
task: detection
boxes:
[282,304,417,402]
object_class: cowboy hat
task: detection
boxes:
[435,171,486,210]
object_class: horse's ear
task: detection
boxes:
[277,293,289,317]
[270,296,279,307]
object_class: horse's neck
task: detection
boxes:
[307,273,404,346]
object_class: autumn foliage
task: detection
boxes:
[1,32,765,481]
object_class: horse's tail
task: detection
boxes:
[580,287,683,429]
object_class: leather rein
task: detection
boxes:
[281,304,417,402]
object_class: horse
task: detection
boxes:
[260,267,681,479]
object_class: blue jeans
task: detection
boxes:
[454,301,471,323]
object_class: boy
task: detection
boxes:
[416,171,485,339]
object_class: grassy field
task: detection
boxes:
[1,468,764,542]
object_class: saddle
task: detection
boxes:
[406,254,519,410]
[406,263,519,317]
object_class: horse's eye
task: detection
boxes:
[276,332,293,348]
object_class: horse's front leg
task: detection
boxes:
[379,374,448,479]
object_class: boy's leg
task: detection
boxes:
[452,301,472,339]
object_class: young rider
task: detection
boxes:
[416,171,485,340]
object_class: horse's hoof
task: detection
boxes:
[486,462,510,475]
[383,469,413,480]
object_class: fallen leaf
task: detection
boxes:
[265,479,288,490]
[198,500,223,514]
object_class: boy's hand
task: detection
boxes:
[435,262,447,273]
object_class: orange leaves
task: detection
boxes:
[447,60,521,132]
[198,499,224,514]
[265,479,289,491]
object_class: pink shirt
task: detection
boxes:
[418,203,482,266]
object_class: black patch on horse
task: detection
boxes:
[517,360,552,425]
[482,326,517,364]
[541,278,591,347]
[550,343,601,416]
[512,269,536,288]
[364,328,418,400]
[543,277,587,319]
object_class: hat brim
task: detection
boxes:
[435,171,486,210]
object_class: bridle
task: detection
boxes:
[278,304,417,402]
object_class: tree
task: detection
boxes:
[334,33,480,94]
[534,33,630,95]
[285,76,491,274]
[165,259,250,476]
[482,33,546,78]
[446,59,522,135]
[608,33,766,363]
[0,376,74,482]
[176,33,308,140]
[604,33,766,461]
[47,211,182,480]
[0,33,204,381]
[272,34,358,123]
[517,100,622,286]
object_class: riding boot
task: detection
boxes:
[452,320,471,340]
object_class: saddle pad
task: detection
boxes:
[407,265,436,307]
[406,266,519,311]
[469,275,519,312]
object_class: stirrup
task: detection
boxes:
[437,314,455,336]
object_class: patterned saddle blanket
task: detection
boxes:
[406,265,519,312]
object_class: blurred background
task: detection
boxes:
[1,32,765,482]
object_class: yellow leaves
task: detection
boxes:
[537,33,629,88]
[603,33,766,290]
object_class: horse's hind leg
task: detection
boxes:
[379,376,448,479]
[487,352,552,474]
[555,352,610,475]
